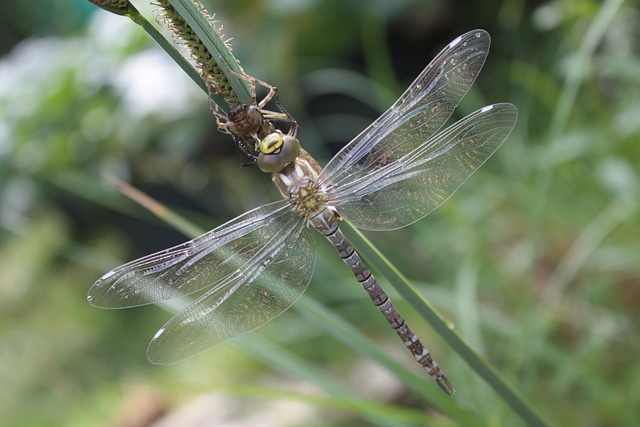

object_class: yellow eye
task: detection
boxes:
[259,132,284,155]
[258,134,301,173]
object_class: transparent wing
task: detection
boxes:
[146,208,315,364]
[322,30,491,189]
[329,103,518,230]
[88,200,294,308]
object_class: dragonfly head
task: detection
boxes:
[257,131,301,172]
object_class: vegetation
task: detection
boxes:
[1,0,638,425]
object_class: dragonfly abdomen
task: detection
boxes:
[311,208,455,395]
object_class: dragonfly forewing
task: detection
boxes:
[323,30,491,190]
[146,212,315,364]
[328,103,517,230]
[88,201,294,308]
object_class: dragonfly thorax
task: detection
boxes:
[274,156,328,218]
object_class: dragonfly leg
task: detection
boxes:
[206,78,234,133]
[267,89,299,137]
[225,69,298,137]
[227,68,277,108]
[210,101,230,133]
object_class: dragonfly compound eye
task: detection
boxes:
[258,133,300,172]
[258,132,284,155]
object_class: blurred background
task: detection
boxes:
[1,0,639,426]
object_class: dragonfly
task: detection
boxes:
[88,29,517,396]
[210,70,298,165]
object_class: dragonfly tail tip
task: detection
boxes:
[436,375,455,396]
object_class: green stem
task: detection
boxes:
[127,8,209,94]
[342,223,549,427]
[167,0,251,104]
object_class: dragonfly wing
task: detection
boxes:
[322,30,491,190]
[331,103,518,230]
[146,211,315,364]
[88,200,293,308]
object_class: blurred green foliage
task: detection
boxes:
[1,0,639,426]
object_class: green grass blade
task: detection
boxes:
[103,174,204,238]
[548,0,625,139]
[87,1,211,96]
[233,336,420,427]
[341,223,549,427]
[295,296,483,426]
[215,385,448,426]
[126,8,209,94]
[167,0,251,104]
[89,0,251,106]
[234,334,353,399]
